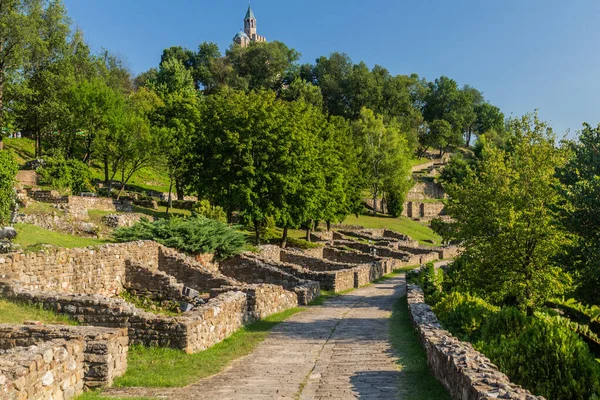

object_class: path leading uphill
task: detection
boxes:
[107,276,407,399]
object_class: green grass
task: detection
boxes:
[13,223,111,249]
[390,296,451,399]
[21,201,62,216]
[111,307,304,388]
[132,205,192,220]
[342,214,442,246]
[76,393,155,400]
[0,299,77,325]
[4,136,172,193]
[3,137,36,167]
[409,157,429,169]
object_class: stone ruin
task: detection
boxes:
[0,226,460,399]
[407,284,543,400]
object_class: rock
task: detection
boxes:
[0,227,17,240]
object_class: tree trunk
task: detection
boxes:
[281,226,288,248]
[326,220,331,231]
[253,220,261,246]
[35,130,42,158]
[465,129,472,148]
[166,177,174,215]
[306,220,313,242]
[175,178,184,201]
[103,158,109,186]
[372,190,378,215]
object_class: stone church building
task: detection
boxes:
[233,5,267,47]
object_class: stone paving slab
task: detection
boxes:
[105,275,406,399]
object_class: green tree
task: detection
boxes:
[150,57,199,204]
[0,151,17,224]
[443,114,570,313]
[226,41,300,91]
[353,108,411,216]
[0,0,47,145]
[556,123,600,304]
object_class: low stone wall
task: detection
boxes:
[157,246,238,293]
[124,262,185,301]
[67,196,133,219]
[0,324,128,390]
[406,181,446,200]
[323,247,398,273]
[219,254,320,305]
[27,189,68,204]
[310,231,334,242]
[1,285,250,354]
[211,284,298,320]
[15,170,39,187]
[0,241,161,296]
[333,240,410,261]
[406,284,542,400]
[102,213,145,228]
[354,264,371,288]
[281,250,357,272]
[270,261,355,293]
[0,339,84,400]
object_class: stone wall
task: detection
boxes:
[402,201,445,220]
[27,189,68,204]
[406,284,542,400]
[124,262,185,301]
[219,254,320,305]
[0,241,161,296]
[1,285,251,354]
[102,213,145,228]
[157,246,238,293]
[269,261,355,293]
[0,339,84,400]
[309,231,334,242]
[406,181,446,200]
[333,240,410,261]
[15,170,38,187]
[211,284,298,320]
[67,196,133,219]
[0,324,128,390]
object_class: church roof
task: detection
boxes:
[233,30,249,41]
[245,5,255,20]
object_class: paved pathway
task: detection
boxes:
[107,275,406,399]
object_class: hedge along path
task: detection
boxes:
[105,275,449,399]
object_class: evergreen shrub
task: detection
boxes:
[113,215,245,259]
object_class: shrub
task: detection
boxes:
[0,151,18,225]
[113,215,245,259]
[479,306,528,342]
[478,315,600,399]
[433,292,499,341]
[194,200,226,222]
[38,158,93,194]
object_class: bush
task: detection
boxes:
[194,200,226,222]
[479,306,528,342]
[433,292,499,341]
[113,215,245,259]
[0,151,18,225]
[478,315,600,399]
[38,158,93,194]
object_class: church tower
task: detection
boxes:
[244,5,257,40]
[233,5,266,47]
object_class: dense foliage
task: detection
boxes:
[410,268,600,400]
[38,157,93,194]
[0,152,18,225]
[112,216,245,259]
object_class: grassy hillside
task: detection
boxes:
[0,299,77,325]
[342,214,442,246]
[4,137,171,193]
[14,223,111,249]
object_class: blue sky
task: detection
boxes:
[63,0,600,136]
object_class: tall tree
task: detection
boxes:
[0,0,54,148]
[443,114,569,313]
[353,108,411,215]
[556,123,600,305]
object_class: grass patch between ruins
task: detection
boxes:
[13,223,111,249]
[342,214,442,246]
[0,299,78,325]
[389,296,451,400]
[111,307,305,388]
